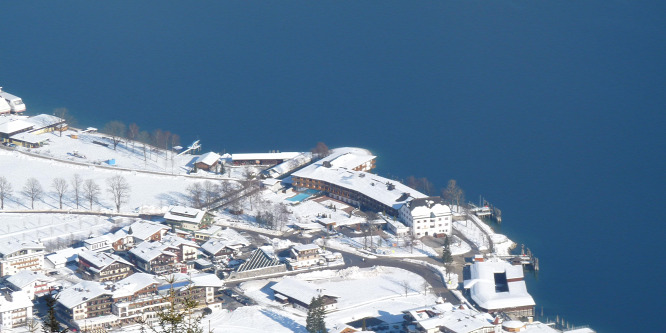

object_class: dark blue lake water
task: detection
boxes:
[2,2,664,332]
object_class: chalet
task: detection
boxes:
[77,250,135,282]
[194,152,221,171]
[401,196,453,238]
[463,258,535,317]
[0,239,45,277]
[193,225,223,242]
[44,247,87,269]
[6,270,55,300]
[199,228,251,257]
[164,206,212,231]
[270,277,339,312]
[56,281,115,329]
[231,152,302,166]
[0,291,33,330]
[128,235,199,275]
[111,220,171,251]
[287,243,322,270]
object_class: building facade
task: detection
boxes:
[0,240,45,277]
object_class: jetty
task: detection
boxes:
[498,244,539,271]
[470,196,502,223]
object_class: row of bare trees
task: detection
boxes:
[406,176,466,210]
[101,120,181,162]
[0,174,130,212]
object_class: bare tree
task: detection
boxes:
[22,178,44,209]
[51,178,68,209]
[202,181,218,209]
[103,121,126,150]
[26,318,40,333]
[406,176,435,195]
[311,142,330,159]
[399,280,411,297]
[422,280,430,296]
[107,175,131,213]
[442,179,464,212]
[128,123,140,152]
[273,203,290,231]
[71,174,83,209]
[0,176,12,209]
[83,179,101,210]
[53,107,71,137]
[187,182,204,209]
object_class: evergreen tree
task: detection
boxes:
[442,236,453,265]
[42,293,67,333]
[306,296,327,333]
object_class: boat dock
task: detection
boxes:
[470,196,502,223]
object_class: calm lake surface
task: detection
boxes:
[2,2,664,332]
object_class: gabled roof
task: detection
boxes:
[78,250,133,270]
[119,220,170,241]
[200,228,250,256]
[129,234,198,262]
[112,273,159,298]
[410,197,452,217]
[292,243,320,252]
[195,152,221,166]
[58,281,111,309]
[6,270,54,289]
[0,239,44,257]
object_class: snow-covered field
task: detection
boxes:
[0,149,206,212]
[241,266,437,327]
[0,213,134,250]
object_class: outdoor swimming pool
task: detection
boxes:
[286,189,320,202]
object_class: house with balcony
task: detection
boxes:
[401,196,453,238]
[286,243,322,270]
[164,206,213,231]
[6,270,55,300]
[0,239,45,277]
[77,250,135,282]
[129,235,199,275]
[0,291,33,330]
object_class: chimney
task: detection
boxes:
[323,161,332,168]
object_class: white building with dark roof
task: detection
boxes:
[463,257,536,317]
[401,196,453,238]
[0,239,45,277]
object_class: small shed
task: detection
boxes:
[195,152,221,171]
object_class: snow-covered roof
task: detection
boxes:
[165,206,207,223]
[231,152,302,161]
[58,281,111,309]
[112,273,159,298]
[200,229,251,256]
[120,220,170,241]
[292,243,320,252]
[162,272,223,288]
[417,308,494,332]
[129,234,198,262]
[26,114,64,129]
[325,148,376,169]
[410,197,452,217]
[270,277,338,306]
[0,239,44,257]
[293,164,426,210]
[195,225,222,236]
[0,90,22,101]
[78,249,133,270]
[6,270,54,289]
[10,131,46,144]
[263,152,313,177]
[45,247,87,266]
[0,291,33,313]
[463,258,535,311]
[0,119,33,135]
[195,152,221,166]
